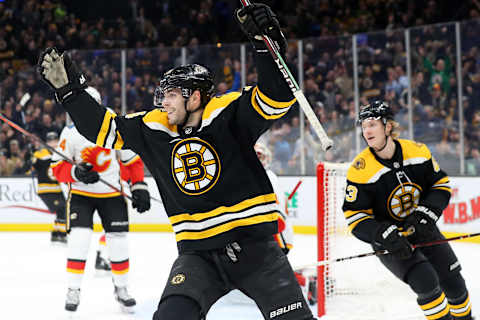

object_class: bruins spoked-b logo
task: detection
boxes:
[171,273,186,285]
[171,138,221,195]
[387,183,422,220]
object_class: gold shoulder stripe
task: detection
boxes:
[143,109,169,125]
[33,149,51,159]
[142,109,178,134]
[347,148,385,184]
[203,92,241,120]
[398,139,431,162]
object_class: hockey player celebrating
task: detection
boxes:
[343,101,472,319]
[38,4,315,320]
[50,87,151,313]
[31,131,67,243]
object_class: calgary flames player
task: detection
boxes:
[50,87,151,313]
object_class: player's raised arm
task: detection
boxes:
[38,48,143,152]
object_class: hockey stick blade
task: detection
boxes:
[294,232,480,271]
[0,112,162,204]
[239,0,333,151]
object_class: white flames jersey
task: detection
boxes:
[52,125,134,197]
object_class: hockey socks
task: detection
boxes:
[66,227,93,288]
[106,232,130,287]
[418,291,451,320]
[449,292,472,320]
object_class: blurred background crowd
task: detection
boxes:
[2,0,480,176]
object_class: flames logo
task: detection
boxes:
[81,146,112,173]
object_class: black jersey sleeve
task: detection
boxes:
[342,180,381,243]
[233,54,297,144]
[419,156,452,216]
[61,90,151,155]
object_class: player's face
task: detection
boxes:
[361,119,386,148]
[162,88,187,125]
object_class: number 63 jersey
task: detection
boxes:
[342,139,451,242]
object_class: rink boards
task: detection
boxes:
[0,176,479,241]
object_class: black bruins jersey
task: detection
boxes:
[62,57,296,252]
[32,148,62,194]
[343,139,451,243]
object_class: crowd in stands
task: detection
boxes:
[2,0,480,176]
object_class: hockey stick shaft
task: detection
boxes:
[239,0,333,151]
[0,113,161,204]
[288,180,302,201]
[295,232,480,270]
[412,232,480,248]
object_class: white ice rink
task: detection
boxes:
[1,232,478,320]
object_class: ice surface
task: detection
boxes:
[0,232,478,319]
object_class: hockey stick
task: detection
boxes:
[288,180,303,201]
[285,180,302,215]
[239,0,333,151]
[294,232,480,270]
[0,112,162,204]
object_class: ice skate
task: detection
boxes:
[94,251,111,276]
[114,286,136,313]
[50,231,67,245]
[65,288,80,312]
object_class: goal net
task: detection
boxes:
[316,162,424,320]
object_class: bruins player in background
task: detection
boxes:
[343,101,472,319]
[50,87,151,314]
[38,3,315,320]
[31,131,67,243]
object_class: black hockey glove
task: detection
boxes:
[131,181,151,213]
[73,163,99,184]
[235,3,287,56]
[373,222,413,260]
[38,47,87,103]
[404,206,440,243]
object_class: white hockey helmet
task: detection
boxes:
[254,142,272,168]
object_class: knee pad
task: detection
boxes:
[441,272,467,301]
[153,295,202,320]
[405,261,440,298]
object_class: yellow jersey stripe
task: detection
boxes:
[169,193,277,224]
[71,190,121,198]
[251,91,288,120]
[256,87,296,108]
[175,212,279,241]
[113,131,124,150]
[96,111,115,147]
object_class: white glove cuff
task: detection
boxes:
[131,182,148,192]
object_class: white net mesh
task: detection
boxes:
[317,162,424,320]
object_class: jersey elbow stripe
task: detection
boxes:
[348,216,374,231]
[174,212,279,241]
[251,87,294,120]
[97,111,116,147]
